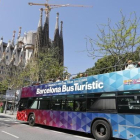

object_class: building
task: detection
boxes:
[0,10,64,81]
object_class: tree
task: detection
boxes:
[85,47,140,76]
[0,81,8,94]
[1,47,68,90]
[32,47,67,83]
[87,11,140,70]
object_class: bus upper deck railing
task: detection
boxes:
[69,60,140,80]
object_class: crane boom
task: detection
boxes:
[28,2,92,16]
[28,2,93,8]
[29,3,47,6]
[49,4,92,8]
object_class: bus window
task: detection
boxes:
[51,96,66,111]
[87,93,116,112]
[18,98,28,111]
[66,95,74,111]
[61,97,66,111]
[38,97,51,110]
[118,96,140,113]
[74,94,86,112]
[28,98,38,109]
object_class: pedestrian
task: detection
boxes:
[136,61,140,68]
[125,60,135,70]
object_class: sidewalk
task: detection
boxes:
[0,110,17,119]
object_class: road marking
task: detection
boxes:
[21,124,27,126]
[35,127,45,130]
[74,136,93,140]
[2,131,19,139]
[4,119,17,122]
[51,130,64,134]
[14,122,20,123]
[4,120,11,121]
[20,124,29,126]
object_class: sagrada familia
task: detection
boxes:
[0,9,64,81]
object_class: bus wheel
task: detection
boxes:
[28,114,35,126]
[92,120,111,140]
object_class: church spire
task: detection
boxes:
[44,10,49,26]
[0,37,3,41]
[12,30,16,45]
[59,21,64,66]
[43,10,49,49]
[55,12,59,30]
[38,8,43,28]
[17,27,22,39]
[35,8,43,56]
[60,21,63,38]
[54,13,60,48]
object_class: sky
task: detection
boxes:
[0,0,140,75]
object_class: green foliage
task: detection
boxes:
[0,79,8,100]
[1,47,68,90]
[85,50,140,76]
[87,11,140,67]
[33,47,67,83]
[0,81,8,94]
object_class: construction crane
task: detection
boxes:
[28,0,92,14]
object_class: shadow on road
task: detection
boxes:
[0,116,11,119]
[20,122,120,140]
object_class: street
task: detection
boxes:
[0,115,94,140]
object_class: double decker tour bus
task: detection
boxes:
[17,68,140,140]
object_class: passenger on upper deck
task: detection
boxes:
[56,77,61,82]
[80,73,83,77]
[64,76,68,81]
[136,62,140,68]
[125,60,136,70]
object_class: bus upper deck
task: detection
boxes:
[21,68,140,98]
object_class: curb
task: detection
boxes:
[0,113,17,119]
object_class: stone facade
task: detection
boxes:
[0,11,64,81]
